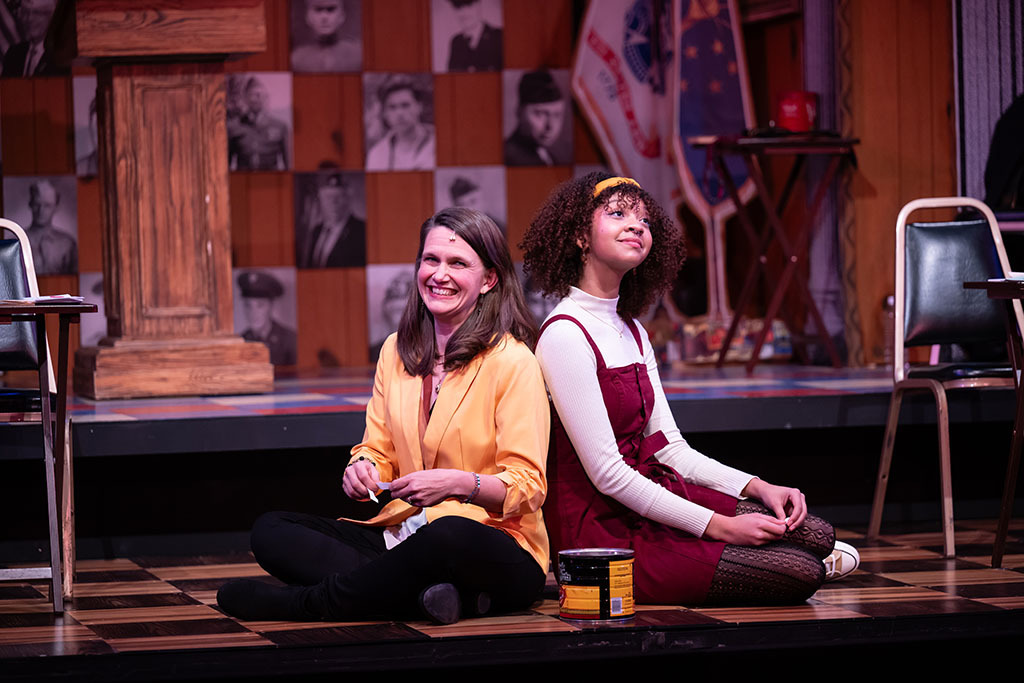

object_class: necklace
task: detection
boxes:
[569,295,624,338]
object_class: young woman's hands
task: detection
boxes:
[742,478,808,531]
[704,512,787,545]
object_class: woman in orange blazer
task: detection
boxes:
[218,208,549,624]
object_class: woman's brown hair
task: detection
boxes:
[519,171,684,319]
[397,207,538,377]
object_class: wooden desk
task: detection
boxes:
[690,135,858,372]
[0,302,96,611]
[963,280,1023,567]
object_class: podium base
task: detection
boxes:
[74,337,273,399]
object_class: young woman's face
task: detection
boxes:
[417,227,496,330]
[585,194,652,276]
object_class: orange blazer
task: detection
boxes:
[347,333,550,571]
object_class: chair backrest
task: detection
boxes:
[0,220,57,390]
[894,197,1024,382]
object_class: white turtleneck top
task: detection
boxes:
[535,287,755,538]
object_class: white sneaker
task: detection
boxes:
[823,541,860,582]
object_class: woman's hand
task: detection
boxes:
[742,478,808,531]
[389,469,474,508]
[704,512,787,545]
[342,460,381,501]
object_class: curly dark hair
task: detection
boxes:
[519,171,684,319]
[397,207,538,377]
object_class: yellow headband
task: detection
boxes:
[593,176,641,197]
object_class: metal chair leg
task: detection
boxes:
[868,387,906,540]
[929,383,955,558]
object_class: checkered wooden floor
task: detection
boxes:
[2,520,1023,676]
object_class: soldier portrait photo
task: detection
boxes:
[2,174,78,275]
[232,268,299,366]
[227,72,294,171]
[433,165,506,232]
[294,170,367,268]
[290,0,362,73]
[365,264,415,362]
[502,68,572,166]
[430,0,503,73]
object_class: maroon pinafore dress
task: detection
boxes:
[540,315,738,604]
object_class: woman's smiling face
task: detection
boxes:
[417,227,496,331]
[585,194,652,276]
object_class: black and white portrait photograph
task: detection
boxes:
[73,75,98,177]
[294,170,367,268]
[2,175,78,275]
[290,0,362,73]
[78,272,107,347]
[363,72,435,171]
[430,0,502,73]
[515,262,558,326]
[226,72,293,171]
[366,264,415,361]
[0,0,66,78]
[433,166,506,231]
[232,267,299,366]
[503,68,572,167]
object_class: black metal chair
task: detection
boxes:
[0,218,64,612]
[867,197,1023,559]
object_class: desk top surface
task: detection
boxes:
[964,279,1024,298]
[687,134,860,152]
[0,302,98,316]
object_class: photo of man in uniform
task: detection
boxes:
[364,74,435,171]
[295,171,367,268]
[503,69,572,167]
[235,269,298,366]
[435,166,507,233]
[2,176,78,275]
[290,0,362,73]
[227,74,292,171]
[432,0,502,73]
[1,0,66,78]
[367,265,414,361]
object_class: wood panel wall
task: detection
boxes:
[844,0,956,363]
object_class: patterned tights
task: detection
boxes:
[704,501,835,605]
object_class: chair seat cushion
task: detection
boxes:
[907,362,1014,381]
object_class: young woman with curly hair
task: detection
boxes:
[521,173,857,605]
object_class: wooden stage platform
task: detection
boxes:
[1,365,1022,678]
[0,365,1016,461]
[1,521,1023,680]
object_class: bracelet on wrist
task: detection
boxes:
[461,472,481,505]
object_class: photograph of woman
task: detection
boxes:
[521,173,859,606]
[218,207,549,624]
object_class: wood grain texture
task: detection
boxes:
[226,0,289,72]
[296,268,368,368]
[76,179,103,273]
[74,0,267,58]
[292,74,364,171]
[100,64,233,340]
[434,73,502,166]
[503,0,572,69]
[363,0,430,71]
[847,1,955,364]
[364,172,433,264]
[229,173,296,268]
[506,167,571,261]
[0,78,74,176]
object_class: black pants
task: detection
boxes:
[250,511,546,620]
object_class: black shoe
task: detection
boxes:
[418,583,461,625]
[217,579,319,622]
[462,590,491,617]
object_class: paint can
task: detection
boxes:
[557,548,635,621]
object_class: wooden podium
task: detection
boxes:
[57,1,274,398]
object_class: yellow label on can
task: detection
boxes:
[561,585,602,616]
[608,559,635,616]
